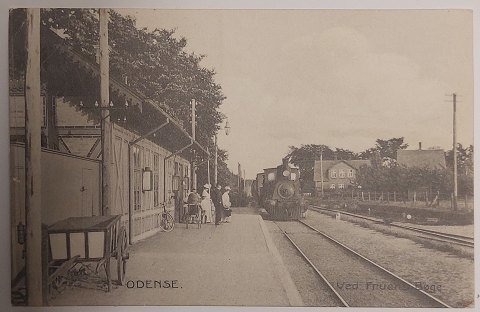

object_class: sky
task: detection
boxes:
[117,9,474,179]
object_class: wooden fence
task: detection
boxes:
[318,190,473,211]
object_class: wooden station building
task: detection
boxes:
[10,26,208,281]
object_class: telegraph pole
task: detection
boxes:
[100,9,111,216]
[214,134,218,186]
[452,93,458,210]
[191,99,197,189]
[243,169,246,191]
[238,163,242,191]
[207,147,211,186]
[320,149,324,196]
[25,8,43,305]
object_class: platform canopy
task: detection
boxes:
[38,26,209,158]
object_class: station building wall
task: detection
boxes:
[10,143,101,279]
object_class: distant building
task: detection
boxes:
[397,145,447,200]
[397,147,446,169]
[313,160,371,191]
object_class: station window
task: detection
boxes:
[338,183,345,189]
[132,146,141,211]
[153,153,159,207]
[348,169,354,178]
[330,169,337,178]
[174,162,179,176]
[339,169,345,178]
[330,184,336,189]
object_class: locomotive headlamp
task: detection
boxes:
[267,199,276,206]
[282,170,290,177]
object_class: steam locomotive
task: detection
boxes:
[252,158,307,220]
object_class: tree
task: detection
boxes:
[195,147,233,189]
[359,137,408,167]
[356,163,458,197]
[335,147,358,160]
[10,8,226,145]
[445,144,474,175]
[374,137,409,159]
[286,144,334,192]
[10,8,239,189]
[445,144,474,196]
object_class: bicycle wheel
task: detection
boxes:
[160,212,175,232]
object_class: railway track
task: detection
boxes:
[275,220,451,308]
[310,205,474,248]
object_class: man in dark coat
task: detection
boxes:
[211,184,223,225]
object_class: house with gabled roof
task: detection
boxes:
[313,159,371,191]
[397,146,446,169]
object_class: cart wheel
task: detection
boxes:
[116,227,127,285]
[160,212,175,232]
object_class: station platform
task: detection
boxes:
[50,207,302,306]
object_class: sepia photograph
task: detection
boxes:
[6,3,476,309]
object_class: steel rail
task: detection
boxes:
[297,219,452,308]
[310,206,473,248]
[275,222,349,307]
[393,223,473,243]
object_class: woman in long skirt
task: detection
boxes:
[201,184,213,223]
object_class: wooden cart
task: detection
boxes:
[47,215,128,294]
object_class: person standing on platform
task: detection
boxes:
[201,184,213,223]
[222,186,232,223]
[212,184,223,225]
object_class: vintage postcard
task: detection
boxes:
[7,6,475,308]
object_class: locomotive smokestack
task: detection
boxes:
[419,142,422,150]
[282,157,289,167]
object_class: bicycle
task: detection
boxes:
[159,203,175,232]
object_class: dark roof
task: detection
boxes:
[313,159,371,181]
[397,149,446,169]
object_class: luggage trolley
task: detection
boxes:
[184,204,201,229]
[47,215,129,296]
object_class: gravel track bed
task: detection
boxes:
[264,221,343,306]
[277,221,444,308]
[305,210,474,307]
[312,208,473,258]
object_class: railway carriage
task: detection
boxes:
[253,158,307,220]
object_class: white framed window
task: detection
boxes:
[348,169,354,178]
[329,184,336,189]
[132,146,142,211]
[339,169,345,178]
[338,183,345,189]
[330,169,337,178]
